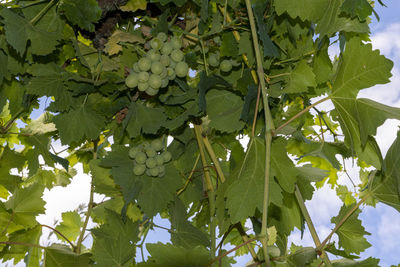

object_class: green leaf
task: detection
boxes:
[274,0,328,22]
[282,60,317,94]
[315,0,369,37]
[0,8,60,55]
[53,105,106,145]
[205,89,245,133]
[331,37,393,98]
[119,0,147,12]
[340,0,373,21]
[59,0,102,32]
[55,211,83,243]
[331,204,371,254]
[331,257,380,266]
[45,245,91,267]
[91,210,139,267]
[139,243,211,267]
[287,247,317,266]
[198,72,231,113]
[5,183,45,228]
[251,0,279,58]
[169,198,210,248]
[90,159,119,196]
[105,30,145,55]
[313,46,333,84]
[220,32,238,57]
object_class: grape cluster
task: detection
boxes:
[125,32,189,96]
[129,138,172,177]
[207,51,234,73]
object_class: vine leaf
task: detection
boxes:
[45,245,91,267]
[198,72,231,113]
[105,30,145,55]
[119,0,147,12]
[282,60,317,94]
[89,159,119,196]
[59,0,102,32]
[169,198,210,248]
[138,242,211,267]
[91,210,139,267]
[53,105,106,145]
[5,183,45,229]
[331,204,371,254]
[340,0,373,21]
[205,89,245,133]
[0,8,60,56]
[330,257,380,266]
[55,211,83,243]
[274,0,328,22]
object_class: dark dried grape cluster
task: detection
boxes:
[129,138,172,177]
[125,32,189,96]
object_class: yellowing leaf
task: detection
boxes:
[105,30,145,55]
[119,0,147,12]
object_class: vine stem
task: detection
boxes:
[202,135,226,183]
[1,107,25,134]
[194,125,216,263]
[294,186,332,266]
[76,140,98,254]
[207,238,256,266]
[41,224,75,250]
[274,96,330,135]
[176,154,200,196]
[30,0,56,25]
[244,1,275,266]
[318,193,370,251]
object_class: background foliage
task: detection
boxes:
[0,0,399,266]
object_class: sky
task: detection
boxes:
[3,1,400,266]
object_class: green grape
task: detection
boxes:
[133,63,140,72]
[158,165,165,176]
[268,246,280,257]
[157,32,168,42]
[220,59,232,72]
[208,53,219,67]
[162,151,172,162]
[169,60,176,69]
[148,49,161,61]
[138,82,149,92]
[167,67,176,80]
[133,164,146,176]
[135,152,147,164]
[125,73,138,88]
[149,167,159,177]
[145,87,158,96]
[175,62,189,78]
[160,54,170,67]
[129,146,140,159]
[160,68,168,79]
[151,61,164,75]
[161,78,169,88]
[170,49,184,62]
[150,38,163,50]
[170,37,182,49]
[213,36,221,45]
[155,154,164,166]
[138,57,152,71]
[148,74,162,89]
[145,147,157,158]
[151,139,164,151]
[146,169,152,176]
[138,71,149,82]
[146,157,157,169]
[161,42,173,55]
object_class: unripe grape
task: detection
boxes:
[149,167,159,177]
[145,147,157,158]
[125,73,138,88]
[161,78,169,88]
[158,165,165,175]
[213,36,221,45]
[148,74,162,89]
[133,164,146,175]
[161,42,173,55]
[138,71,149,82]
[170,37,182,49]
[167,67,176,80]
[138,82,149,92]
[155,154,164,166]
[146,157,157,169]
[133,63,140,72]
[157,32,167,42]
[208,53,219,67]
[135,152,147,164]
[162,151,172,162]
[145,87,159,96]
[220,59,232,72]
[169,60,176,69]
[160,54,170,67]
[170,49,184,62]
[151,139,164,151]
[150,38,163,50]
[160,68,168,79]
[148,49,161,61]
[129,147,140,159]
[175,62,189,78]
[138,57,152,71]
[151,61,164,75]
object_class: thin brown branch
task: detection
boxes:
[41,224,75,250]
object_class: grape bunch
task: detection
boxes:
[125,32,189,96]
[129,138,172,177]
